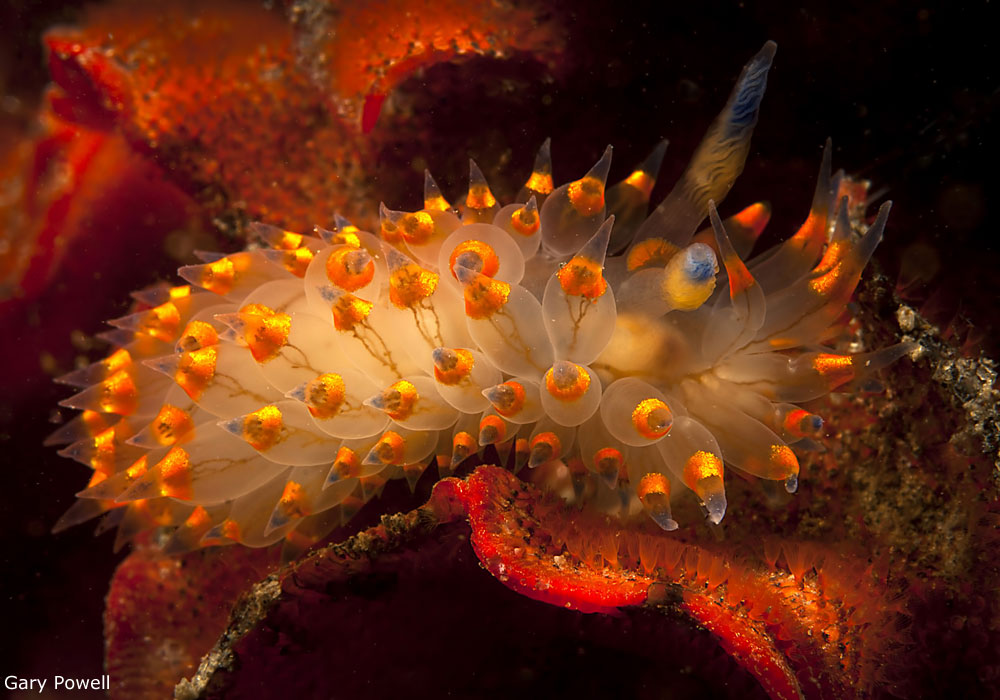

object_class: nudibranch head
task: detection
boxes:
[51,41,914,558]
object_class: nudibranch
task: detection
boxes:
[51,41,913,559]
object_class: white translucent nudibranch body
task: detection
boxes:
[51,41,912,558]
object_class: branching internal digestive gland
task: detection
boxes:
[51,41,913,559]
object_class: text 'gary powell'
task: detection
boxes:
[5,675,110,693]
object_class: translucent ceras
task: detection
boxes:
[50,41,913,558]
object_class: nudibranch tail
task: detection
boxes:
[51,41,913,559]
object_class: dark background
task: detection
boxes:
[1,0,996,696]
